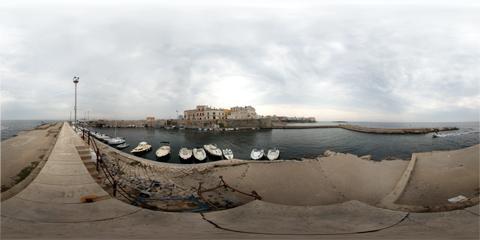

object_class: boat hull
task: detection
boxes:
[179,155,193,163]
[131,148,151,155]
[156,153,171,162]
[116,144,129,150]
[250,149,265,160]
[206,152,223,161]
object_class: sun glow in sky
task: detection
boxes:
[1,0,479,121]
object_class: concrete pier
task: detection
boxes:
[272,124,458,133]
[339,124,458,134]
[1,123,478,239]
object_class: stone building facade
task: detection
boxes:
[227,106,257,120]
[184,105,227,121]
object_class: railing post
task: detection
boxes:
[96,149,101,171]
[87,131,90,145]
[113,180,117,197]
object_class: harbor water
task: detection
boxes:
[1,120,54,141]
[2,120,478,163]
[90,122,480,163]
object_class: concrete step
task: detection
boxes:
[77,150,91,155]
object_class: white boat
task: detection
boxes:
[250,148,264,160]
[155,142,171,159]
[203,144,222,158]
[116,143,130,149]
[222,148,234,160]
[108,123,125,145]
[179,147,193,161]
[193,148,207,162]
[108,137,125,145]
[130,141,152,154]
[96,133,111,142]
[267,148,280,160]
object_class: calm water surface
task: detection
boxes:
[91,122,479,163]
[1,120,54,141]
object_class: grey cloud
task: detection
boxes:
[1,4,479,121]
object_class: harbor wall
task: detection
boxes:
[339,124,458,134]
[88,118,284,129]
[87,120,458,134]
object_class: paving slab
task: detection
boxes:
[373,207,480,239]
[40,162,90,176]
[15,182,108,204]
[397,145,480,206]
[33,172,97,185]
[465,204,479,215]
[203,200,408,235]
[1,196,139,223]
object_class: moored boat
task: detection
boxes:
[96,133,111,142]
[108,123,125,145]
[130,141,152,155]
[108,137,125,145]
[222,148,234,160]
[179,147,193,163]
[193,147,207,163]
[116,143,130,149]
[250,148,264,160]
[155,142,171,161]
[267,148,280,160]
[203,144,222,160]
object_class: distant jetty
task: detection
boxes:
[272,124,458,134]
[338,124,458,134]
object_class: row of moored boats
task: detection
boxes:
[89,131,130,149]
[80,128,280,162]
[130,141,280,162]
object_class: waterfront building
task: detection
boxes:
[146,117,155,127]
[184,105,227,121]
[227,106,257,120]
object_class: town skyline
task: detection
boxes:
[1,1,479,122]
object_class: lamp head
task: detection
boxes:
[73,76,79,84]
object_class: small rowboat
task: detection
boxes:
[179,147,193,162]
[250,148,264,160]
[131,141,152,154]
[267,148,280,160]
[222,148,234,160]
[155,142,171,160]
[193,148,207,162]
[203,144,222,158]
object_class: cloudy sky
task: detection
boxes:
[1,0,479,121]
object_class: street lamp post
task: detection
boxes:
[73,76,79,126]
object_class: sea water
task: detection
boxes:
[91,121,479,163]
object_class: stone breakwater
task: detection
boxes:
[338,124,458,134]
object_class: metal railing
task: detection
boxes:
[81,129,136,203]
[80,128,262,212]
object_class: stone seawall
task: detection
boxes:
[339,124,458,134]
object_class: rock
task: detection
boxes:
[324,150,337,157]
[360,155,372,160]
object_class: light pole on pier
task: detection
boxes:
[73,76,79,126]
